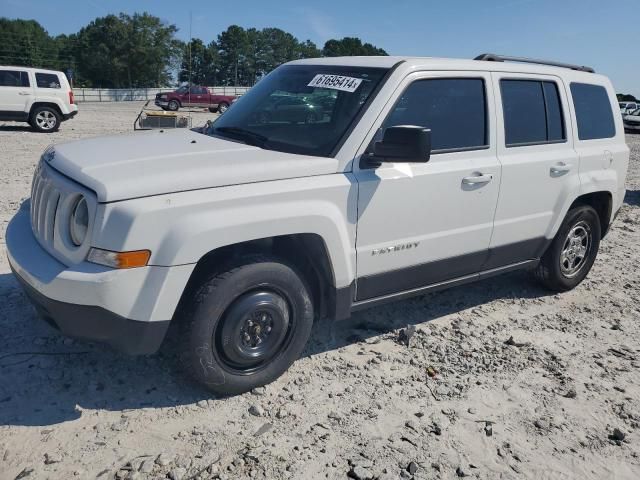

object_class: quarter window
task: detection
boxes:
[500,79,566,146]
[0,70,29,87]
[570,83,616,140]
[382,78,488,152]
[35,73,61,89]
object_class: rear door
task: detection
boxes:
[0,69,32,116]
[489,72,580,266]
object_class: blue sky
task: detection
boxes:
[2,0,639,96]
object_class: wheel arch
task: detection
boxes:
[29,101,63,117]
[175,233,346,323]
[569,191,613,238]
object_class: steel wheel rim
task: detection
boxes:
[560,221,591,278]
[215,290,292,374]
[36,111,56,130]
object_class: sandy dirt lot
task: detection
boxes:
[0,103,639,480]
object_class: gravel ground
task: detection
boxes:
[0,103,639,480]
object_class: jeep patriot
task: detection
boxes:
[6,54,629,394]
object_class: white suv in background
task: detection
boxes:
[0,66,78,132]
[6,54,629,395]
[619,101,639,115]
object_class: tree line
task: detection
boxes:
[0,14,387,88]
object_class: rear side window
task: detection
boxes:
[0,70,29,87]
[500,79,566,146]
[382,78,487,151]
[35,73,61,89]
[570,83,616,140]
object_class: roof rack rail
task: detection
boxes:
[474,53,595,73]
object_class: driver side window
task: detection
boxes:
[380,78,488,152]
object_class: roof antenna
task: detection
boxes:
[188,11,192,125]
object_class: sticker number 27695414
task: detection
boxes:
[307,74,363,93]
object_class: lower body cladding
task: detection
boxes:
[6,205,194,355]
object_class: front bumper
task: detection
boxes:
[13,271,170,354]
[155,99,169,107]
[6,203,194,354]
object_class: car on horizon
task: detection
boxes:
[619,101,639,115]
[0,66,78,132]
[623,107,640,133]
[155,85,236,113]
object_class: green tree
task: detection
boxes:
[217,25,249,86]
[178,38,221,85]
[75,13,180,87]
[297,40,321,60]
[322,37,387,57]
[0,18,63,70]
[617,93,638,102]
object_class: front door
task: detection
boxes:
[353,71,501,301]
[0,69,32,117]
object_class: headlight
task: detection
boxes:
[69,196,89,246]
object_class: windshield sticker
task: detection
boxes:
[307,74,363,93]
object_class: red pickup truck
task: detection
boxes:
[155,86,236,113]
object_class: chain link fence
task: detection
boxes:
[72,86,251,102]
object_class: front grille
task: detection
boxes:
[30,162,64,248]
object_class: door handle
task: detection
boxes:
[18,91,30,96]
[462,173,493,185]
[550,162,572,175]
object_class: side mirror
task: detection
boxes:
[373,126,432,163]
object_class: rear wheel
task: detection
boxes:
[177,255,314,395]
[30,106,61,132]
[534,205,601,292]
[217,102,229,114]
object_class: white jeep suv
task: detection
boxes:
[6,54,629,395]
[0,66,78,132]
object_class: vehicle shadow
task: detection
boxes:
[624,189,640,207]
[0,268,550,427]
[0,125,34,132]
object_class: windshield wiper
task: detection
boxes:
[213,126,269,148]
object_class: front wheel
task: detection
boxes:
[177,255,314,395]
[533,205,601,292]
[167,100,180,111]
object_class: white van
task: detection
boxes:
[0,66,78,132]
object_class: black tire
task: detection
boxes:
[168,100,180,111]
[217,102,229,114]
[30,106,61,133]
[533,205,601,292]
[177,255,314,395]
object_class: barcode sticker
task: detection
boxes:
[307,74,363,92]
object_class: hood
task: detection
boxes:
[46,129,339,202]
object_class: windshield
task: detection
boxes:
[206,64,389,157]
